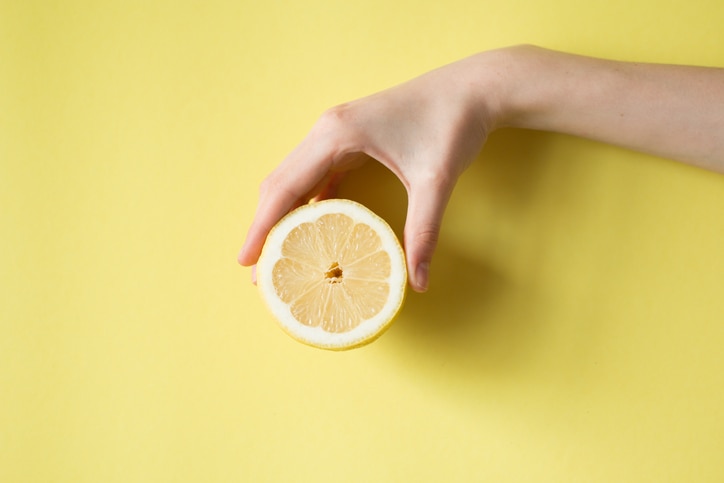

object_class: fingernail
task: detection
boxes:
[415,262,429,292]
[251,265,257,285]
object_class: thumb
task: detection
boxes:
[404,181,452,293]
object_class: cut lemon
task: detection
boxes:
[256,199,407,350]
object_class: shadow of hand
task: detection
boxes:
[337,130,558,377]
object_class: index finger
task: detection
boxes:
[237,131,350,266]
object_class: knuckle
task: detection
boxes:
[413,224,441,249]
[321,103,351,123]
[422,169,455,191]
[316,103,355,136]
[259,173,293,203]
[311,104,361,166]
[259,173,298,202]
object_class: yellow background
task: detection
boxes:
[2,1,723,481]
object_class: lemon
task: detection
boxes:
[256,199,407,350]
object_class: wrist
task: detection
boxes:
[456,49,515,133]
[451,45,545,135]
[471,45,553,131]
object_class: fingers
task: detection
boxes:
[404,177,453,292]
[238,167,325,266]
[238,170,349,267]
[238,115,358,267]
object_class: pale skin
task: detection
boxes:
[238,45,724,292]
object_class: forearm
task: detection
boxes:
[478,45,724,172]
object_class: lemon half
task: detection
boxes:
[257,199,407,350]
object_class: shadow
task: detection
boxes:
[330,129,694,417]
[336,158,408,240]
[392,242,514,355]
[337,130,567,379]
[460,128,555,212]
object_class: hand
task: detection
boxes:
[239,45,724,292]
[237,53,501,292]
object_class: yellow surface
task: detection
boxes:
[1,1,723,481]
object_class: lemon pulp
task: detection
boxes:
[272,213,392,333]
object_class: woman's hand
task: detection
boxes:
[238,52,503,292]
